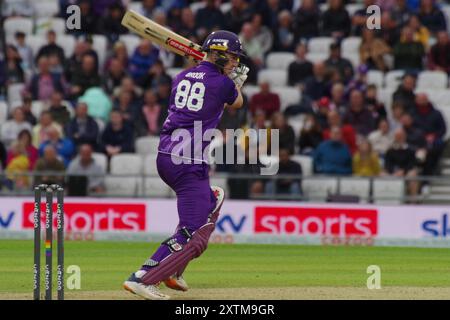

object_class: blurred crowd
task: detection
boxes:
[0,0,449,200]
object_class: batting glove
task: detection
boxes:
[229,65,249,89]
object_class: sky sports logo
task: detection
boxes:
[23,203,146,232]
[422,214,450,237]
[254,207,378,237]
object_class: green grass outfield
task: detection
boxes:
[1,240,450,299]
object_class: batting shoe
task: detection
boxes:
[123,271,170,300]
[164,275,189,291]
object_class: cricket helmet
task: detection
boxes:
[202,30,245,57]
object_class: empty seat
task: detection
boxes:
[26,35,46,58]
[210,176,229,197]
[105,177,139,196]
[342,37,361,56]
[308,37,334,55]
[119,34,141,55]
[220,2,232,13]
[4,17,33,35]
[56,35,76,58]
[257,69,287,87]
[290,155,313,176]
[128,1,143,12]
[34,1,59,17]
[420,89,450,108]
[35,18,66,34]
[92,35,108,70]
[305,52,327,63]
[190,1,205,14]
[167,68,184,79]
[265,52,295,70]
[373,179,405,204]
[377,88,395,110]
[135,136,160,155]
[385,70,405,89]
[141,178,171,197]
[417,71,448,90]
[92,152,108,174]
[242,85,260,100]
[31,101,45,119]
[287,114,305,140]
[367,70,384,88]
[143,154,158,176]
[303,177,338,200]
[437,106,450,139]
[342,53,360,68]
[110,153,143,175]
[346,3,364,16]
[0,102,8,124]
[7,83,25,106]
[272,87,301,111]
[339,178,371,202]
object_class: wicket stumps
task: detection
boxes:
[33,184,64,300]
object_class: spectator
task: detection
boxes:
[428,31,450,73]
[390,101,406,131]
[224,0,253,34]
[365,84,387,120]
[78,87,113,124]
[249,81,280,118]
[239,22,264,71]
[293,0,320,41]
[36,30,65,66]
[401,113,427,152]
[352,0,375,36]
[271,112,295,155]
[346,65,369,96]
[303,62,330,101]
[321,0,351,38]
[343,90,377,136]
[113,90,138,125]
[265,148,302,196]
[65,40,95,82]
[3,45,24,85]
[392,73,417,112]
[139,59,172,90]
[411,93,447,175]
[65,102,99,149]
[325,43,354,84]
[104,41,129,71]
[103,58,127,95]
[38,127,75,167]
[20,96,37,126]
[251,14,274,55]
[314,126,352,175]
[298,114,323,156]
[329,82,348,115]
[137,89,164,136]
[129,40,160,84]
[368,119,394,156]
[287,43,313,87]
[139,0,159,18]
[1,108,32,147]
[98,3,128,43]
[383,128,420,199]
[407,15,430,49]
[417,0,447,34]
[48,91,71,127]
[71,54,102,99]
[34,145,65,186]
[2,0,34,17]
[177,7,197,39]
[378,11,400,46]
[77,0,97,35]
[113,76,143,102]
[13,32,33,72]
[0,141,5,171]
[219,94,248,131]
[359,28,392,71]
[32,111,63,148]
[101,111,134,157]
[323,110,357,154]
[67,144,105,194]
[393,27,425,71]
[7,129,38,170]
[4,141,30,190]
[25,56,67,101]
[391,0,413,29]
[155,77,172,121]
[273,10,295,52]
[195,0,225,37]
[353,139,381,177]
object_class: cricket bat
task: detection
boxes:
[121,10,206,61]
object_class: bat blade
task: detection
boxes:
[121,10,205,61]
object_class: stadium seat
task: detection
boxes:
[220,2,232,13]
[265,52,295,70]
[34,0,59,18]
[26,35,46,57]
[346,3,364,16]
[437,106,450,139]
[422,89,450,108]
[210,176,229,197]
[141,177,171,197]
[272,87,301,111]
[305,52,328,63]
[92,35,108,70]
[287,114,305,140]
[343,53,360,69]
[143,154,158,176]
[128,1,143,12]
[167,68,184,79]
[416,71,448,90]
[377,88,395,114]
[367,70,384,88]
[7,83,25,106]
[92,152,108,174]
[110,153,143,175]
[56,35,76,58]
[31,101,45,119]
[94,118,106,134]
[242,85,260,100]
[303,177,338,201]
[290,155,313,176]
[385,70,405,89]
[119,34,141,55]
[257,69,287,87]
[373,179,405,204]
[339,178,371,202]
[105,176,139,196]
[35,18,66,34]
[0,102,8,125]
[135,136,160,155]
[308,37,334,55]
[442,5,450,33]
[190,1,206,14]
[342,37,361,56]
[4,17,33,35]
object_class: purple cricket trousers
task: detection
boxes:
[143,152,216,267]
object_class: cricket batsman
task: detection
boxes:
[123,30,248,300]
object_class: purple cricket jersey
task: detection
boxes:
[158,61,238,162]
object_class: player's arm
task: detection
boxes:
[226,86,244,109]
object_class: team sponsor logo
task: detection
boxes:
[22,203,146,232]
[421,213,450,237]
[254,206,378,237]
